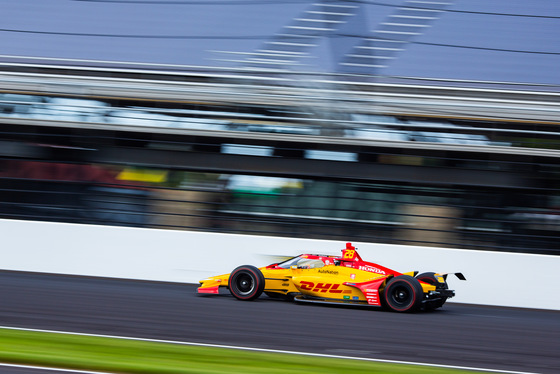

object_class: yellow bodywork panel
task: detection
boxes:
[264,265,386,301]
[198,274,230,293]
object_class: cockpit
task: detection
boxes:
[295,258,325,269]
[275,255,327,269]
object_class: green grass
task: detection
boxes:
[0,328,480,373]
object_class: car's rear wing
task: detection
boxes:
[447,272,467,281]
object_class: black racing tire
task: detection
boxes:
[416,272,448,310]
[382,275,424,313]
[229,265,265,301]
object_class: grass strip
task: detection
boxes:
[0,328,478,373]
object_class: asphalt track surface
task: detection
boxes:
[0,271,558,374]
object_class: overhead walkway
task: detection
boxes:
[0,66,559,124]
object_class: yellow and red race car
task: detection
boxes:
[198,243,465,312]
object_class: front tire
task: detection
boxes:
[382,275,423,312]
[229,265,265,301]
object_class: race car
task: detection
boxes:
[198,243,465,312]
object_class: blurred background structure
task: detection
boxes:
[1,0,559,254]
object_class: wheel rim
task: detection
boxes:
[390,285,412,306]
[235,274,255,295]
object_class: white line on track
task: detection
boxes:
[0,363,117,374]
[0,325,541,374]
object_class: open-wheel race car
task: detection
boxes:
[198,243,465,312]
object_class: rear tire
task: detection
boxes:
[229,265,265,301]
[416,272,448,310]
[382,275,423,312]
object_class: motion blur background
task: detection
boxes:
[1,0,559,255]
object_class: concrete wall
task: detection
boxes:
[2,219,559,310]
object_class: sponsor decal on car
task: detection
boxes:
[317,269,339,275]
[358,265,386,275]
[365,291,379,305]
[299,281,352,294]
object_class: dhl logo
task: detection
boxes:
[299,281,351,294]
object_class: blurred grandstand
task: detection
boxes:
[0,0,559,254]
